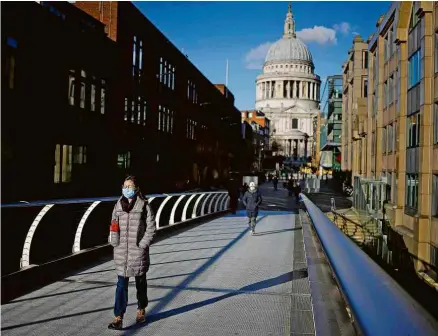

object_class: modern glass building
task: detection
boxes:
[319,75,342,171]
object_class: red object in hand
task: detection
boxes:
[110,220,119,232]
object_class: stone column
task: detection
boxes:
[310,82,313,101]
[295,139,300,157]
[286,81,290,99]
[304,139,308,158]
[301,82,305,98]
[293,81,297,98]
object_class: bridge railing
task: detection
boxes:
[1,190,230,275]
[301,194,438,336]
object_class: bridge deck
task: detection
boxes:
[2,185,353,336]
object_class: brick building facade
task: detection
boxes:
[2,1,244,202]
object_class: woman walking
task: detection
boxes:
[108,176,156,330]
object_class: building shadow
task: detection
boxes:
[253,227,302,236]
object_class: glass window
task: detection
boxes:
[133,36,137,67]
[68,70,75,106]
[382,127,387,153]
[406,174,419,210]
[7,36,18,48]
[408,50,421,88]
[407,113,420,148]
[434,103,438,144]
[100,80,106,114]
[54,144,61,183]
[292,118,298,129]
[74,146,87,164]
[79,70,86,109]
[117,152,131,169]
[137,97,141,125]
[433,174,438,217]
[435,33,438,73]
[91,79,96,112]
[139,40,143,70]
[142,100,147,126]
[131,99,135,123]
[363,51,368,69]
[124,98,129,121]
[363,80,368,98]
[62,145,73,183]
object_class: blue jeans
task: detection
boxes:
[114,274,148,318]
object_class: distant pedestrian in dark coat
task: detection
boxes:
[242,182,263,235]
[108,176,156,330]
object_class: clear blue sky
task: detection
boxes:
[133,1,391,110]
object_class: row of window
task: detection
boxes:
[54,145,134,184]
[124,97,147,126]
[384,26,395,61]
[187,119,197,140]
[159,57,175,90]
[132,36,144,79]
[157,105,174,133]
[403,173,438,216]
[68,70,106,114]
[187,80,198,104]
[54,144,87,183]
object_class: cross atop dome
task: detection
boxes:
[283,2,296,38]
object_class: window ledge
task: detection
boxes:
[404,207,418,217]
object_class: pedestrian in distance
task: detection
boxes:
[294,181,302,205]
[273,175,278,191]
[108,175,156,330]
[242,181,263,235]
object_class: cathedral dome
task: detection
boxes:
[264,3,313,66]
[265,37,313,64]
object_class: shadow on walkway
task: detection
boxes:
[123,268,308,333]
[253,227,302,236]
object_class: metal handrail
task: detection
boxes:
[301,193,438,336]
[331,210,438,281]
[4,190,230,270]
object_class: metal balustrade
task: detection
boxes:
[1,191,229,272]
[301,193,438,335]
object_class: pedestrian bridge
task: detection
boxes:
[1,185,437,335]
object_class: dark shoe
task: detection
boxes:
[108,316,123,330]
[136,309,146,324]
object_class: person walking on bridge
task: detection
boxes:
[108,176,156,330]
[242,181,263,235]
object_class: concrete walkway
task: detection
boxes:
[2,184,352,336]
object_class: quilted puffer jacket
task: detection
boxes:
[109,197,156,277]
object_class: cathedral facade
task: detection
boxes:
[255,4,321,161]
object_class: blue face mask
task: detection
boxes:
[122,188,136,199]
